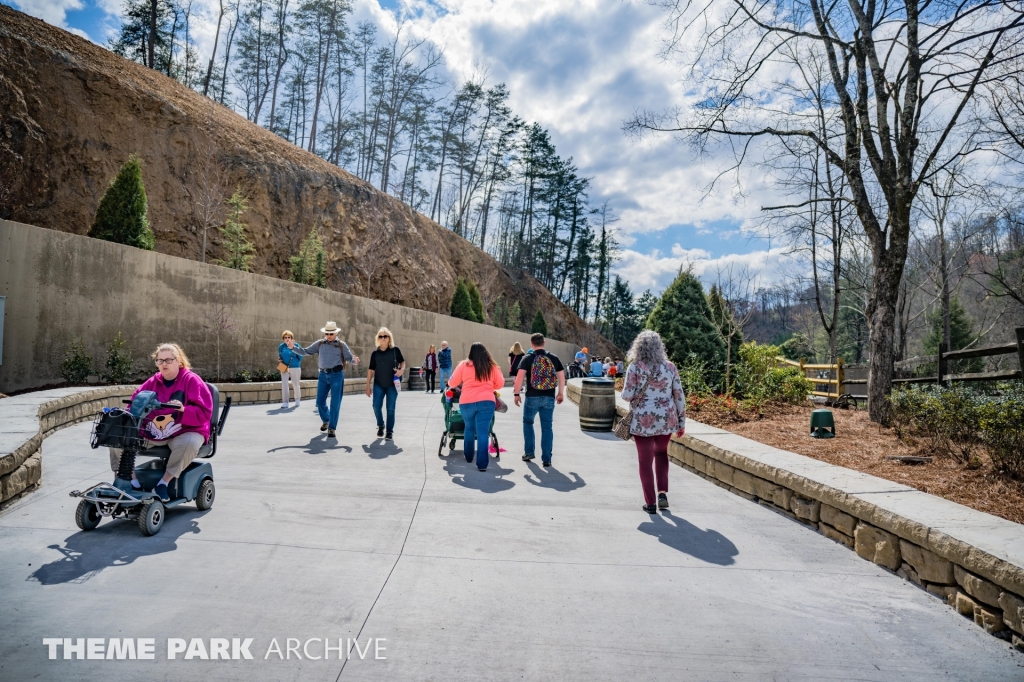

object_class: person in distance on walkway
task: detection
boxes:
[448,343,505,471]
[366,327,404,440]
[423,345,439,393]
[589,356,604,377]
[620,330,686,514]
[513,333,565,467]
[278,330,303,408]
[509,342,526,377]
[438,341,453,389]
[294,321,358,439]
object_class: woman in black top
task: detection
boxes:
[365,326,405,440]
[509,342,526,377]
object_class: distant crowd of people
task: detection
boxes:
[108,325,684,513]
[566,348,624,379]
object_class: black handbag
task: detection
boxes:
[91,409,144,450]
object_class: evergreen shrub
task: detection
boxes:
[646,269,726,387]
[450,280,475,321]
[88,155,155,250]
[60,338,94,384]
[103,332,135,385]
[531,309,548,335]
[466,280,485,323]
[979,386,1024,477]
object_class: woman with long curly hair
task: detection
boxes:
[620,331,686,514]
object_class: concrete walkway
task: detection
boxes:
[0,392,1020,681]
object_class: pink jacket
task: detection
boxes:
[131,368,213,442]
[448,360,505,405]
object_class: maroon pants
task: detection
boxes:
[635,434,671,506]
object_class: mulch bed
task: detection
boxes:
[700,403,1024,525]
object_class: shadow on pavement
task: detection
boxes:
[637,511,738,565]
[443,457,515,493]
[580,431,620,441]
[27,516,203,585]
[523,460,585,492]
[362,439,404,459]
[268,435,353,456]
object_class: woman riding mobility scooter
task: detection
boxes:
[70,344,231,536]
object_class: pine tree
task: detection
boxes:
[646,269,727,385]
[89,155,155,250]
[923,297,976,353]
[214,188,255,271]
[314,250,326,288]
[531,309,548,335]
[507,301,522,331]
[924,297,982,372]
[492,294,506,328]
[707,284,743,374]
[290,227,326,286]
[450,279,475,321]
[466,279,485,323]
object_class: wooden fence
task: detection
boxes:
[890,326,1024,386]
[776,326,1024,402]
[776,357,848,400]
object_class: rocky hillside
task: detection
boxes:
[0,6,615,354]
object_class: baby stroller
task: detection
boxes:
[438,388,500,460]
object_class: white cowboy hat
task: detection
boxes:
[320,321,341,334]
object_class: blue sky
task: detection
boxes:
[6,0,793,295]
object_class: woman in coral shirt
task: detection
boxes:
[448,343,506,471]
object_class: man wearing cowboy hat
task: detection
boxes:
[294,321,359,438]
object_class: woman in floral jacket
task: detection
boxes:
[620,330,686,514]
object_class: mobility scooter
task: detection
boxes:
[70,384,231,536]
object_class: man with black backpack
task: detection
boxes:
[513,333,566,466]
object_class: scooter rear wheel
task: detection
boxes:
[195,479,215,510]
[75,500,101,531]
[139,500,165,536]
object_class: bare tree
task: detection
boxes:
[630,0,1024,422]
[706,263,758,392]
[202,304,236,380]
[183,109,226,262]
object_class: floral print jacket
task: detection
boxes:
[620,360,686,437]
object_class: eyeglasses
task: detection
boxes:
[155,358,177,365]
[325,332,337,336]
[378,334,390,339]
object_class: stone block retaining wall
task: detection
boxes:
[565,379,1024,651]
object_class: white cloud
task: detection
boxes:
[615,244,796,294]
[11,0,84,29]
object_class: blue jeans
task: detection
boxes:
[316,370,344,430]
[523,396,555,463]
[461,400,495,470]
[372,383,398,433]
[439,366,452,390]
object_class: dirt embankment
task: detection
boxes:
[0,5,615,355]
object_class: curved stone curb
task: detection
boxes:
[565,378,1024,647]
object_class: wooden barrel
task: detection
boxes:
[579,378,616,431]
[407,367,426,391]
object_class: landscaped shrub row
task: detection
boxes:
[679,342,812,423]
[60,336,282,385]
[890,384,1024,477]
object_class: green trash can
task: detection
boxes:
[810,409,836,438]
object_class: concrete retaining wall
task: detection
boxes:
[0,220,579,393]
[565,378,1024,650]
